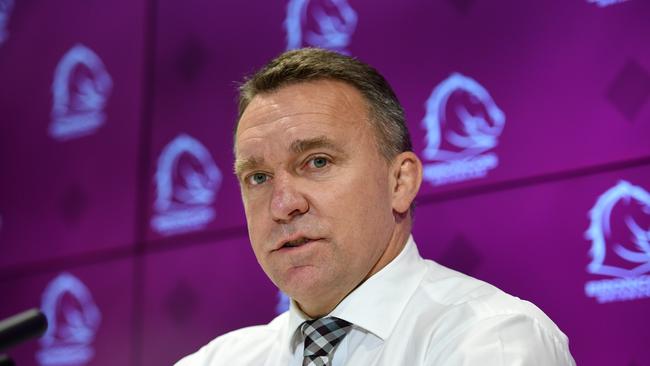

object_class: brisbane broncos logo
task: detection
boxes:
[584,180,650,303]
[420,73,505,186]
[37,273,101,366]
[50,44,113,141]
[151,134,222,235]
[586,180,650,278]
[285,0,357,54]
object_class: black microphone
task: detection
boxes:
[0,354,15,366]
[0,309,48,353]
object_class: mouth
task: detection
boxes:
[275,236,321,251]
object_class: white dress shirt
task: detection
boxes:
[176,236,576,365]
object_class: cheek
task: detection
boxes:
[242,194,268,227]
[325,170,393,238]
[348,168,392,212]
[242,199,270,254]
[348,172,395,243]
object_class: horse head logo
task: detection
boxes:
[154,134,222,214]
[37,273,101,366]
[50,44,113,140]
[285,0,357,53]
[421,73,505,162]
[586,181,650,278]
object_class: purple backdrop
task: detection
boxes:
[1,0,649,365]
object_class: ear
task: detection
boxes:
[390,151,423,214]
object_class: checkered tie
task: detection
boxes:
[301,317,352,366]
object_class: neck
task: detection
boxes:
[364,221,411,280]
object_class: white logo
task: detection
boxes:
[285,0,357,54]
[151,134,222,235]
[420,73,505,186]
[587,0,630,7]
[50,44,113,141]
[37,273,102,366]
[0,0,14,46]
[584,180,650,303]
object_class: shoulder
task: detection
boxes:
[425,311,576,365]
[174,312,288,366]
[414,261,575,365]
[415,259,561,328]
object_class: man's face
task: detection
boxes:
[235,79,397,312]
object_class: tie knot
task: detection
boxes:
[301,317,352,360]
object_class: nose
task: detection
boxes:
[270,173,309,223]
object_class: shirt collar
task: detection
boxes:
[287,235,428,351]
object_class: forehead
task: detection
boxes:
[235,80,371,157]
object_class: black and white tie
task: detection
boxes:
[301,317,352,366]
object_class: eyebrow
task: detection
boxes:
[234,136,346,177]
[234,156,264,178]
[289,136,343,155]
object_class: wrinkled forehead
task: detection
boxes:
[234,80,372,157]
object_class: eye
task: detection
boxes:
[247,172,269,185]
[310,156,329,169]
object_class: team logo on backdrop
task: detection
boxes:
[151,134,222,235]
[0,0,14,46]
[584,180,650,303]
[37,273,102,366]
[587,0,630,7]
[285,0,357,53]
[420,73,506,186]
[49,44,113,141]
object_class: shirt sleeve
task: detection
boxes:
[426,313,576,366]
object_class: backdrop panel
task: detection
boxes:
[140,237,278,365]
[0,258,135,366]
[0,0,146,269]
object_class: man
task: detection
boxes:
[176,48,576,365]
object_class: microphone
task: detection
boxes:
[0,354,15,366]
[0,309,48,352]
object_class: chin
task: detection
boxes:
[279,275,326,303]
